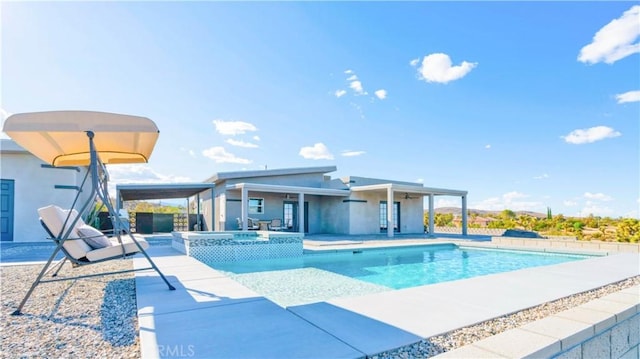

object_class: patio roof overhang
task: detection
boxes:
[226,183,350,196]
[350,183,468,197]
[117,183,215,201]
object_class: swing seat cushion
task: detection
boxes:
[85,235,148,261]
[76,224,112,249]
[38,205,149,262]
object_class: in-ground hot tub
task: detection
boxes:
[171,231,303,263]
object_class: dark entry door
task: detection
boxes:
[1,179,15,241]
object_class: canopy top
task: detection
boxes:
[3,111,160,166]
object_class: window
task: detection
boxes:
[283,202,294,229]
[249,198,264,214]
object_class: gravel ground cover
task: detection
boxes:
[1,260,139,359]
[373,276,640,358]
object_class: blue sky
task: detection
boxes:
[2,2,639,218]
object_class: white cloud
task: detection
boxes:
[0,108,12,139]
[374,89,387,100]
[346,75,358,81]
[563,200,578,207]
[435,198,460,208]
[584,192,613,201]
[213,119,258,135]
[350,80,365,95]
[533,173,550,180]
[253,135,260,141]
[349,102,366,120]
[335,89,347,98]
[344,69,353,74]
[485,144,491,149]
[108,164,193,184]
[341,150,365,157]
[202,146,252,164]
[562,126,621,144]
[623,208,640,219]
[578,5,640,64]
[107,164,193,195]
[416,178,424,183]
[616,90,640,103]
[503,191,527,201]
[409,58,419,67]
[472,191,543,212]
[414,53,477,84]
[226,138,259,148]
[578,204,614,217]
[299,143,334,160]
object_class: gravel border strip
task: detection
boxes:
[372,276,640,358]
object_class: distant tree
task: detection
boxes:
[517,214,537,231]
[500,209,516,220]
[435,213,454,227]
[546,207,552,220]
[584,214,599,228]
[616,218,639,243]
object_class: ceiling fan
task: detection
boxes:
[404,193,418,199]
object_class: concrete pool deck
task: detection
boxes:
[133,237,639,358]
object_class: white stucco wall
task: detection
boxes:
[1,150,91,242]
[319,197,349,234]
[347,192,425,235]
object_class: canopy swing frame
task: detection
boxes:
[7,116,176,315]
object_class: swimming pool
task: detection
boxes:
[206,244,595,307]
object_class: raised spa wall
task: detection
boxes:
[171,231,304,263]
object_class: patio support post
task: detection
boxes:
[462,195,468,236]
[211,189,215,231]
[428,194,435,235]
[115,191,122,234]
[196,193,201,231]
[241,186,248,231]
[186,197,190,230]
[298,192,304,234]
[387,186,394,238]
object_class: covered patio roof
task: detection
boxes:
[116,183,215,201]
[226,182,350,196]
[350,183,468,197]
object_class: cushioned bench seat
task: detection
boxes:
[38,204,148,262]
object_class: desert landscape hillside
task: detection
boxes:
[434,207,547,218]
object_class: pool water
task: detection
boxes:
[206,244,594,307]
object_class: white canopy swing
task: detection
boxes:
[4,110,175,315]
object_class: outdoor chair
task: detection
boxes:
[268,218,284,231]
[237,217,260,230]
[247,218,260,230]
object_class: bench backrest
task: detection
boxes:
[38,205,92,260]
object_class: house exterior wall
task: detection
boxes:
[1,142,91,242]
[199,189,214,231]
[347,192,425,235]
[319,197,349,234]
[347,192,380,234]
[212,171,344,232]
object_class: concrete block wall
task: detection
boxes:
[435,286,640,359]
[492,236,640,253]
[434,226,506,236]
